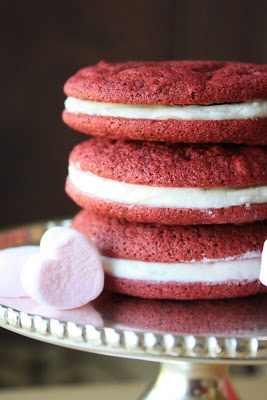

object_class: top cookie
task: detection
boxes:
[63,60,267,144]
[64,60,267,105]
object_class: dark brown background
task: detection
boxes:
[1,0,267,227]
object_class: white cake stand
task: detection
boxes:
[0,220,267,399]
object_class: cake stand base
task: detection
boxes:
[140,363,237,400]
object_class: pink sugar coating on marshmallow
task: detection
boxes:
[0,246,39,297]
[21,227,104,309]
[260,241,267,286]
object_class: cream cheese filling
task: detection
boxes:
[68,164,267,209]
[102,255,261,283]
[65,97,267,121]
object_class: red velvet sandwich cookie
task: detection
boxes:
[72,210,267,300]
[63,60,267,144]
[66,138,267,225]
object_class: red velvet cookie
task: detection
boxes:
[63,60,267,144]
[64,60,267,105]
[62,113,267,145]
[72,210,267,300]
[66,138,267,225]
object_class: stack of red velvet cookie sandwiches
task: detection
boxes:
[63,60,267,300]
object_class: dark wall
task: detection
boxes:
[1,0,267,226]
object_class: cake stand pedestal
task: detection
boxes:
[140,363,235,399]
[0,220,267,400]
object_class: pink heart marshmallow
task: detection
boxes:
[21,227,104,309]
[0,246,39,297]
[260,241,267,286]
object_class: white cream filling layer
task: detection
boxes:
[102,256,261,283]
[68,164,267,209]
[65,97,267,121]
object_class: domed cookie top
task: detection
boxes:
[64,60,267,105]
[69,138,267,188]
[72,210,267,263]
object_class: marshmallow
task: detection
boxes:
[260,241,267,286]
[0,246,39,297]
[21,227,104,309]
